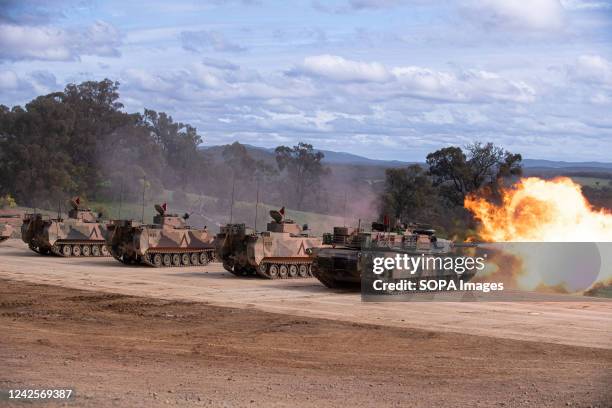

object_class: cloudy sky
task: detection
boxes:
[1,0,611,161]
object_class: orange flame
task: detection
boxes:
[465,177,612,293]
[465,177,612,242]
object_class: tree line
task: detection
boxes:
[0,79,327,213]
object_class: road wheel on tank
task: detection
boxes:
[82,245,91,257]
[61,245,72,256]
[268,264,279,279]
[298,264,309,277]
[288,264,298,278]
[172,254,181,266]
[92,245,101,257]
[190,253,199,265]
[199,252,209,265]
[279,264,289,279]
[101,245,109,256]
[152,253,163,267]
[181,253,190,266]
[163,254,172,267]
[308,264,314,276]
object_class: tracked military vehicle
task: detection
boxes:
[216,208,324,279]
[105,203,215,267]
[0,215,19,243]
[21,198,109,256]
[312,223,462,289]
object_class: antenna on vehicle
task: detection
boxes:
[141,175,146,223]
[254,177,260,231]
[229,172,236,224]
[118,178,124,219]
[57,199,61,220]
[343,191,347,227]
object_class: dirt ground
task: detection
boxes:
[1,279,611,408]
[1,239,611,350]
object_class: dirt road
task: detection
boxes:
[1,240,611,349]
[1,279,611,407]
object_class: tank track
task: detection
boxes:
[29,240,110,257]
[222,258,315,279]
[0,237,9,243]
[141,248,216,268]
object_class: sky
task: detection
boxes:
[0,0,611,162]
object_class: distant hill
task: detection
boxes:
[200,143,612,171]
[522,159,612,169]
[200,144,410,167]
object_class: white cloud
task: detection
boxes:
[571,54,612,86]
[292,55,536,103]
[181,30,246,53]
[0,21,122,61]
[293,55,390,82]
[561,0,612,10]
[0,24,72,60]
[463,0,566,32]
[0,70,20,90]
[123,68,177,92]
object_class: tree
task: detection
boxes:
[380,165,438,225]
[141,109,203,190]
[222,142,276,180]
[0,79,206,207]
[426,142,522,205]
[275,143,328,210]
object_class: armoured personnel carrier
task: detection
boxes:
[312,223,461,289]
[0,215,19,243]
[105,203,215,267]
[21,198,109,256]
[216,208,324,279]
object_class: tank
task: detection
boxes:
[21,198,109,256]
[312,223,462,289]
[105,203,215,267]
[216,208,325,279]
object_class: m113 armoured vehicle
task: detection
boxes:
[216,208,324,279]
[21,197,109,256]
[105,203,215,267]
[0,215,19,243]
[311,223,462,289]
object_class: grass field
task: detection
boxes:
[569,176,612,189]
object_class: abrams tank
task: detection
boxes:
[312,223,458,289]
[105,203,215,267]
[216,208,324,279]
[21,198,109,256]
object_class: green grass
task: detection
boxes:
[569,177,611,189]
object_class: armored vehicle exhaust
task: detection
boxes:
[21,197,109,256]
[105,203,215,267]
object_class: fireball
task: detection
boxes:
[464,177,612,293]
[465,177,612,242]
